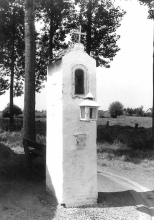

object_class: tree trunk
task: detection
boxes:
[23,0,36,141]
[86,0,92,55]
[152,20,154,141]
[10,6,15,130]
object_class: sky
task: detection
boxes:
[97,0,153,111]
[0,0,153,112]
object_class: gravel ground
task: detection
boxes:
[51,190,138,220]
[52,205,138,220]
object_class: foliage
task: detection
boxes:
[0,0,25,96]
[33,0,73,90]
[35,110,46,118]
[100,129,114,143]
[109,101,124,118]
[2,103,22,118]
[119,129,153,150]
[0,130,22,143]
[0,0,126,96]
[35,0,71,60]
[67,0,126,67]
[145,112,152,117]
[124,106,145,116]
[138,0,154,19]
[0,0,49,96]
[97,122,153,151]
[35,0,126,69]
[0,76,9,95]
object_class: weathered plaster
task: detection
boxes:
[46,43,98,207]
[46,60,63,203]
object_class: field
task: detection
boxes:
[97,115,152,128]
[97,116,153,150]
[0,111,46,137]
[0,115,153,149]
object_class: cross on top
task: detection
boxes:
[71,26,86,43]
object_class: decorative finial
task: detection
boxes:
[71,25,86,43]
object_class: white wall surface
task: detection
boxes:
[46,44,98,207]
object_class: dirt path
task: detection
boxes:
[97,152,154,191]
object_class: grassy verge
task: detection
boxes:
[0,116,154,162]
[97,117,154,164]
[0,118,46,150]
[97,141,154,164]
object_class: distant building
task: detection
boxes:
[145,108,152,117]
[98,110,111,118]
[146,108,152,113]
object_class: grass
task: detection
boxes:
[97,141,154,164]
[97,116,154,165]
[97,116,152,145]
[0,110,46,133]
[0,115,153,162]
[0,118,46,149]
[97,116,152,128]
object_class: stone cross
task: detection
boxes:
[72,25,86,43]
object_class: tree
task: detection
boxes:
[0,0,126,97]
[33,0,73,82]
[36,0,71,60]
[36,0,125,69]
[0,1,25,96]
[0,70,9,95]
[23,0,36,141]
[67,0,126,67]
[126,106,145,116]
[2,103,22,118]
[0,0,24,127]
[0,0,48,96]
[134,106,144,116]
[109,101,124,118]
[126,107,133,116]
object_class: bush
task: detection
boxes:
[109,101,124,118]
[2,103,22,118]
[145,112,152,117]
[35,111,46,118]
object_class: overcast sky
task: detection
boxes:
[97,0,153,111]
[0,0,153,111]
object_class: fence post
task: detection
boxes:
[134,123,138,136]
[135,123,138,130]
[106,121,109,129]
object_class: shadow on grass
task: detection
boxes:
[97,124,152,144]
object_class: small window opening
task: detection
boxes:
[75,69,84,94]
[89,108,97,119]
[90,108,93,119]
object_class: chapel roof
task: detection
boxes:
[50,26,87,63]
[50,43,85,62]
